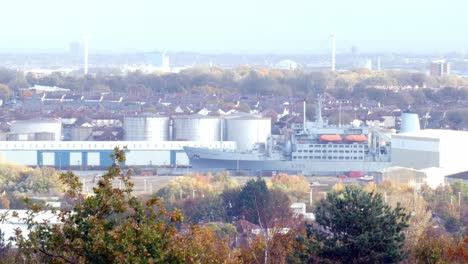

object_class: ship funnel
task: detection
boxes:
[400,112,420,133]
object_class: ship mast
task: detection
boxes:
[303,99,307,132]
[316,95,324,127]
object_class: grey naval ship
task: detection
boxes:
[184,99,391,175]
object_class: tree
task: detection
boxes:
[0,84,12,99]
[448,236,468,263]
[412,228,455,264]
[297,186,410,263]
[15,148,188,263]
[271,174,310,203]
[179,224,234,264]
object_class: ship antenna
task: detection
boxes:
[303,98,307,131]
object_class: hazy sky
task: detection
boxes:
[1,0,466,53]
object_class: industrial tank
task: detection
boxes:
[173,115,221,141]
[400,112,420,133]
[10,119,62,141]
[124,114,169,141]
[225,115,271,150]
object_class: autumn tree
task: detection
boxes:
[411,228,455,264]
[14,148,188,263]
[179,224,234,264]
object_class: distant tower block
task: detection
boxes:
[83,34,89,75]
[330,34,336,71]
[377,56,381,72]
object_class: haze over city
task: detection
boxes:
[0,1,467,263]
[1,0,467,53]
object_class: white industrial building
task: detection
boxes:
[0,141,236,169]
[390,129,468,188]
[8,119,62,141]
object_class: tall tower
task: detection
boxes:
[330,34,336,71]
[83,34,89,75]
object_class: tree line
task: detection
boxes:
[1,67,468,99]
[0,148,466,263]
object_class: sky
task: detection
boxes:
[0,0,467,54]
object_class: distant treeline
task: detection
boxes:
[1,67,468,97]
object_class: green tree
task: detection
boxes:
[293,186,410,263]
[15,148,187,263]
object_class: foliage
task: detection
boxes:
[180,194,227,223]
[0,165,63,209]
[411,228,455,264]
[156,172,239,203]
[179,224,234,264]
[296,186,410,263]
[270,174,310,202]
[237,177,291,226]
[238,223,302,264]
[14,148,188,263]
[448,236,468,263]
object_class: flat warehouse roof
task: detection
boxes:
[393,129,468,140]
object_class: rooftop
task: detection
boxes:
[394,129,468,139]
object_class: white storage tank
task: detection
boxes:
[10,119,62,141]
[173,115,221,141]
[124,114,170,141]
[400,112,420,133]
[226,115,271,150]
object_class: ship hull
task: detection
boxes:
[184,147,390,176]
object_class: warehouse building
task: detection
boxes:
[0,141,236,170]
[389,129,468,188]
[391,129,468,170]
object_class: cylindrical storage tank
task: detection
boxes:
[10,119,62,141]
[400,112,420,133]
[173,115,221,141]
[226,116,271,150]
[124,114,169,141]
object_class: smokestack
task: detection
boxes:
[330,34,336,71]
[83,34,89,75]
